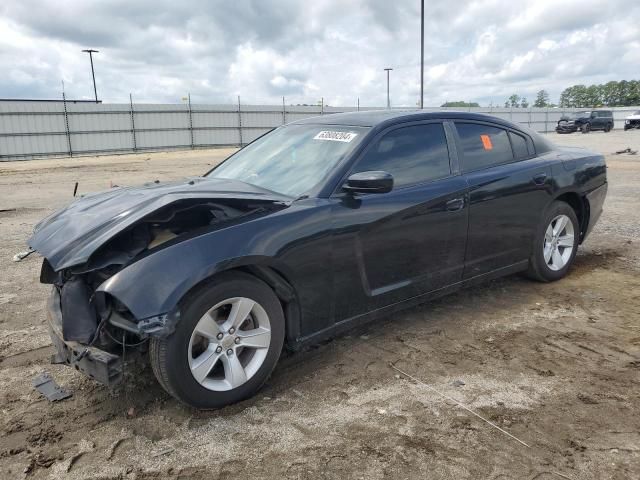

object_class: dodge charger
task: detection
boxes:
[28,110,607,409]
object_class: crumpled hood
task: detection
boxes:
[28,177,291,271]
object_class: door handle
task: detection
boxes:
[445,198,465,211]
[533,173,547,185]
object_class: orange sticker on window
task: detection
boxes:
[480,134,493,150]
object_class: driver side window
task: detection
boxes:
[353,123,451,188]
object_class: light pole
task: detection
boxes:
[384,67,393,109]
[420,0,424,109]
[81,49,99,103]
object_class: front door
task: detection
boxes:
[330,121,469,322]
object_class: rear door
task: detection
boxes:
[330,121,469,322]
[454,122,553,279]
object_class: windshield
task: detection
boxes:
[207,124,369,197]
[565,111,591,119]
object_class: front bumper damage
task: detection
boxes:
[47,288,123,387]
[624,119,640,130]
[555,122,580,133]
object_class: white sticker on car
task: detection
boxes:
[313,131,358,142]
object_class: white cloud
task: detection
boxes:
[0,0,638,106]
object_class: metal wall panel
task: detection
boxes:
[2,100,640,160]
[71,132,133,153]
[193,129,240,146]
[0,133,69,157]
[67,113,131,132]
[134,112,189,130]
[135,129,191,149]
[192,112,237,128]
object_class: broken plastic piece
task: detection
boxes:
[12,249,35,262]
[32,372,72,402]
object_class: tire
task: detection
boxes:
[581,123,590,134]
[525,201,579,282]
[604,123,612,132]
[150,271,285,409]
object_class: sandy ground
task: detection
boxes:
[0,131,639,479]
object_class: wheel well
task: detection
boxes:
[177,265,301,348]
[555,192,589,242]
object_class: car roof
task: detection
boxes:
[290,109,520,129]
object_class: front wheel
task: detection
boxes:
[581,123,591,134]
[525,201,579,282]
[150,272,285,409]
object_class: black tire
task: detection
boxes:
[604,123,612,132]
[581,123,590,134]
[525,201,579,282]
[150,271,285,409]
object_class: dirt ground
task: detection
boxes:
[0,131,639,480]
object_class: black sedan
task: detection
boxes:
[29,110,607,409]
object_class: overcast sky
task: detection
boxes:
[1,0,638,107]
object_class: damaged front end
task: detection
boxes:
[32,178,290,388]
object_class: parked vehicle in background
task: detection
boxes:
[556,110,614,134]
[624,111,640,130]
[28,110,608,409]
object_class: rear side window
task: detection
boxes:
[509,132,530,159]
[455,123,514,171]
[353,123,451,188]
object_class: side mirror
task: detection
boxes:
[343,171,393,194]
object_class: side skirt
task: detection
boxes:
[288,260,529,351]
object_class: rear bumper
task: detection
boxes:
[584,182,607,241]
[47,288,123,387]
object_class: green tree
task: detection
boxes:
[628,80,640,105]
[440,101,480,107]
[584,85,601,107]
[520,97,529,108]
[560,80,640,107]
[507,94,521,108]
[533,90,550,107]
[601,81,618,106]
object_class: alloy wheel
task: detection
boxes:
[543,214,575,271]
[188,297,271,391]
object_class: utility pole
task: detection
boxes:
[384,68,393,109]
[420,0,424,109]
[81,49,99,103]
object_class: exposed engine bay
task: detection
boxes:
[40,198,285,359]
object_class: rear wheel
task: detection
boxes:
[150,272,285,409]
[526,201,579,282]
[604,123,612,132]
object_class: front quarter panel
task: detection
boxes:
[97,199,334,335]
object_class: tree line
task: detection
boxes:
[443,80,640,109]
[558,81,640,107]
[499,80,640,109]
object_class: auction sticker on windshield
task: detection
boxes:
[313,131,358,142]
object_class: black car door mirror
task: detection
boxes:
[343,171,394,194]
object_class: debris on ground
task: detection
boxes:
[12,249,35,262]
[32,372,72,402]
[151,447,175,458]
[614,147,638,155]
[452,379,466,387]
